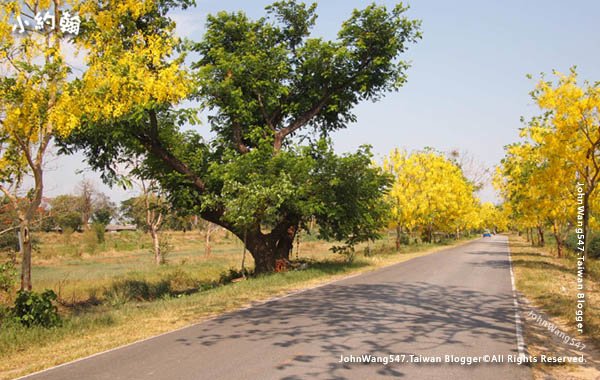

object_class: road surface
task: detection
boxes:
[22,235,531,380]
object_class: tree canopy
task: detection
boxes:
[383,148,482,244]
[496,68,600,257]
[59,1,422,272]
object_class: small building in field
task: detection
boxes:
[105,224,137,233]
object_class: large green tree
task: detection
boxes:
[61,0,421,272]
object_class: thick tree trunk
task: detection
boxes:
[242,223,297,274]
[395,225,401,251]
[200,208,298,273]
[20,223,32,291]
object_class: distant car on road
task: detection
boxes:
[483,232,492,237]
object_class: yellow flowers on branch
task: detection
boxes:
[62,0,194,125]
[0,1,75,290]
[496,68,600,258]
[1,0,197,290]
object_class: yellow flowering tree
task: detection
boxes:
[56,0,195,130]
[383,148,480,245]
[496,68,599,257]
[478,202,508,233]
[531,68,600,259]
[0,1,77,290]
[494,142,547,245]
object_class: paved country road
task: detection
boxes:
[21,235,531,380]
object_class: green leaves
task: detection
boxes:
[61,1,420,271]
[194,1,421,151]
[12,289,61,328]
[202,143,310,229]
[310,144,391,248]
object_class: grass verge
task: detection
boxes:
[0,238,474,379]
[509,235,600,379]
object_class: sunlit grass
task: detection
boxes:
[509,235,600,348]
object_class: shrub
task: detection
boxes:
[165,269,198,292]
[82,230,99,255]
[565,233,600,258]
[219,268,250,284]
[0,262,17,294]
[12,290,61,328]
[398,233,410,245]
[0,304,9,325]
[92,223,106,244]
[0,231,19,252]
[588,236,600,259]
[0,262,16,309]
[103,280,149,306]
[103,279,173,306]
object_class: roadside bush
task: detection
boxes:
[589,236,600,259]
[103,279,170,306]
[0,262,16,323]
[103,271,210,306]
[104,280,148,305]
[565,233,600,258]
[0,304,9,325]
[398,233,410,245]
[12,290,61,328]
[219,268,251,284]
[165,269,198,292]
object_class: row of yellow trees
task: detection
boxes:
[382,148,508,249]
[494,68,600,258]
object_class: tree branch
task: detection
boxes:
[272,57,374,152]
[273,91,331,151]
[135,110,207,193]
[255,93,274,129]
[232,121,250,154]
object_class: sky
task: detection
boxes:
[43,0,600,204]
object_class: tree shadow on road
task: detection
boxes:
[175,279,519,379]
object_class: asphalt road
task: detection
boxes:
[22,235,531,380]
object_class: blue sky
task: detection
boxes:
[48,0,600,203]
